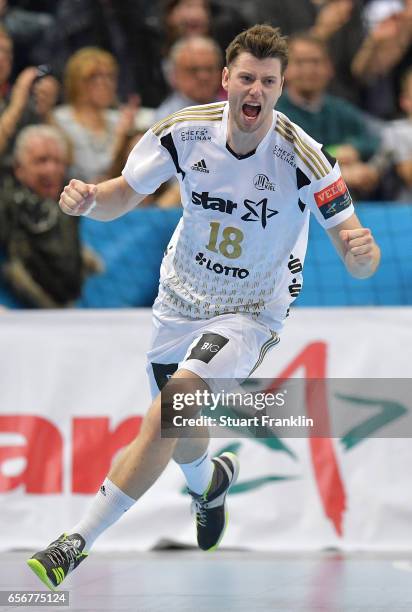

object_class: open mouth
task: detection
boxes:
[242,103,261,119]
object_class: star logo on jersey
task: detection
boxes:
[241,198,278,228]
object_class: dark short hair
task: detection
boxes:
[225,24,289,73]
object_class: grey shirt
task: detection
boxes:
[370,118,412,202]
[153,93,197,124]
[53,105,120,183]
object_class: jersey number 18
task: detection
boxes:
[205,222,244,259]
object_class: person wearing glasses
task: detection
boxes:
[154,36,224,122]
[52,47,139,184]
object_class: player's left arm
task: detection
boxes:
[327,212,381,279]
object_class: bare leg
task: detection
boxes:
[173,434,210,464]
[27,369,234,590]
[172,397,212,494]
[108,369,208,499]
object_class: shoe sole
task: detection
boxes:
[206,452,240,552]
[26,559,56,592]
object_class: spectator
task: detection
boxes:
[276,34,380,190]
[52,47,143,183]
[253,0,365,106]
[0,124,99,308]
[162,0,249,56]
[0,0,56,77]
[345,66,412,201]
[43,0,112,80]
[153,36,223,121]
[0,25,59,175]
[109,0,247,108]
[352,0,412,118]
[109,0,168,107]
[163,0,210,48]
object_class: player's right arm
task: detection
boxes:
[60,118,178,220]
[59,176,146,221]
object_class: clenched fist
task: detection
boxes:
[339,227,375,267]
[59,179,97,216]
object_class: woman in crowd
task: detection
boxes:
[52,47,139,183]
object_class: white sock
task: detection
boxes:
[177,451,214,494]
[70,478,135,550]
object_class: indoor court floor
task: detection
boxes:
[1,549,412,611]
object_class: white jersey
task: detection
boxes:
[123,101,354,329]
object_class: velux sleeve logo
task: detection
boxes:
[314,177,352,219]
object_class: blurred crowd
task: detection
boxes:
[1,0,412,307]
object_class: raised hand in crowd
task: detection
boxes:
[105,94,141,182]
[370,14,402,45]
[338,162,379,195]
[0,66,59,156]
[32,74,60,120]
[116,95,141,138]
[7,66,38,111]
[0,66,37,154]
[352,7,412,81]
[332,144,360,166]
[311,0,354,40]
[52,48,145,184]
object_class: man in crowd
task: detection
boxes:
[276,33,380,191]
[344,66,412,201]
[154,35,223,121]
[0,124,99,307]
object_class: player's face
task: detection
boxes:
[222,53,284,134]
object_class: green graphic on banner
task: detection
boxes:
[337,394,408,450]
[180,388,409,497]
